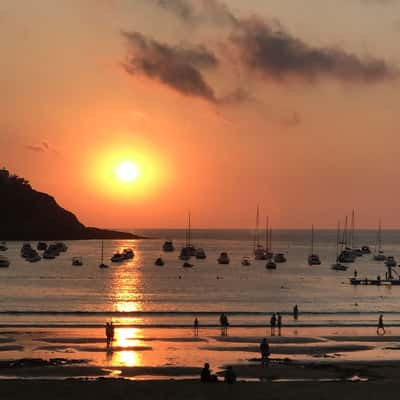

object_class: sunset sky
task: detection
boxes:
[1,0,400,229]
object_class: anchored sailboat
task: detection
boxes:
[98,240,109,269]
[179,212,196,261]
[332,221,347,271]
[308,224,321,266]
[373,219,386,261]
[254,205,267,260]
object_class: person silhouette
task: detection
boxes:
[377,314,385,335]
[260,338,270,367]
[293,305,299,320]
[194,317,199,336]
[270,313,276,336]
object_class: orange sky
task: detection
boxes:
[1,0,400,229]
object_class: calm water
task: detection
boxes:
[1,229,400,327]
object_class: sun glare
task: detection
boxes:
[116,161,139,183]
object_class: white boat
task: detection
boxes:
[155,257,165,266]
[0,255,10,268]
[162,241,175,252]
[373,220,386,261]
[72,257,83,266]
[241,257,251,266]
[99,241,109,269]
[217,252,230,264]
[308,225,321,265]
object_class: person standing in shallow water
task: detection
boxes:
[277,312,282,336]
[293,304,299,320]
[260,338,270,367]
[377,314,386,335]
[270,313,276,336]
[194,317,199,336]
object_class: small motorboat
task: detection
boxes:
[195,248,207,259]
[350,278,361,285]
[72,257,83,266]
[182,262,194,268]
[111,253,125,263]
[385,256,397,267]
[123,248,134,259]
[308,254,321,266]
[241,257,251,266]
[37,242,48,251]
[26,251,41,263]
[217,252,230,264]
[162,241,175,252]
[274,253,287,263]
[331,262,348,271]
[155,257,165,266]
[43,250,56,259]
[337,250,355,263]
[373,251,386,261]
[99,263,109,269]
[361,246,371,254]
[266,260,277,269]
[0,256,10,268]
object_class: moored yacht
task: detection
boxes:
[385,256,397,268]
[123,248,134,259]
[179,212,196,260]
[332,221,347,271]
[98,241,109,269]
[72,257,83,266]
[195,248,207,259]
[111,253,125,263]
[217,252,230,264]
[241,256,251,266]
[0,255,10,268]
[308,225,321,265]
[162,240,175,252]
[155,257,165,266]
[37,242,47,251]
[274,253,287,263]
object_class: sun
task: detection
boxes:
[116,161,140,183]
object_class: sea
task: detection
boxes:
[0,229,399,329]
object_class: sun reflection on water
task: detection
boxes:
[112,327,143,366]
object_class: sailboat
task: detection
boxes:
[308,225,321,265]
[337,215,355,263]
[179,212,196,260]
[266,227,277,269]
[332,221,348,271]
[99,240,109,269]
[373,219,386,261]
[349,209,362,257]
[254,205,267,260]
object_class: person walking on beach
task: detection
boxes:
[110,321,115,342]
[293,305,299,320]
[270,313,276,336]
[105,322,111,347]
[260,338,270,367]
[377,314,386,335]
[194,317,199,336]
[277,312,282,336]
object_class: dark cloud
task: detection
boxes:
[231,17,398,83]
[122,31,217,102]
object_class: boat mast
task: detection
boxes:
[188,211,191,247]
[336,220,340,260]
[254,205,260,251]
[342,215,348,249]
[265,216,269,253]
[269,226,272,253]
[350,209,355,249]
[311,224,314,255]
[378,218,382,253]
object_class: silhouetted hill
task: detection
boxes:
[0,169,140,240]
